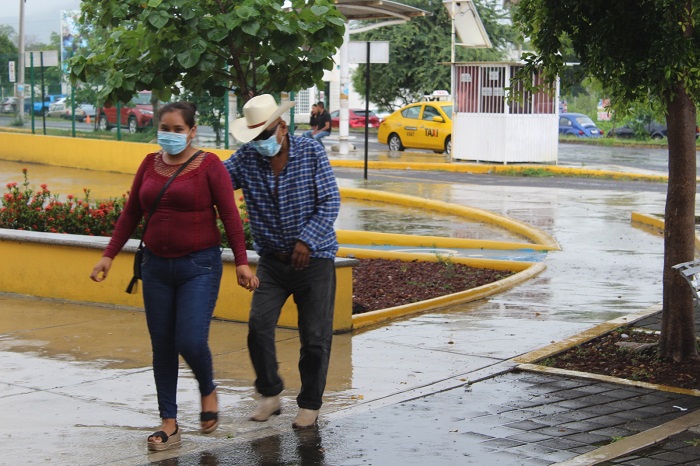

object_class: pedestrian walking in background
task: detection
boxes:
[90,101,258,450]
[224,94,341,429]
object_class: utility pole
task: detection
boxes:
[18,0,26,121]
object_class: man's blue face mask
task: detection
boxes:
[251,124,281,157]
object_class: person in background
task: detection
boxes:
[307,101,331,143]
[90,101,258,451]
[301,103,318,139]
[224,94,341,429]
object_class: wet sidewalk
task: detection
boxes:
[2,147,699,465]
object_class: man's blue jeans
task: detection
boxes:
[311,130,330,143]
[248,256,336,410]
[302,130,330,143]
[141,246,222,419]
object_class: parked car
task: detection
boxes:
[46,102,92,121]
[377,101,453,154]
[558,113,603,138]
[1,97,17,113]
[23,94,66,116]
[608,121,666,139]
[97,91,155,133]
[329,109,381,128]
[79,104,96,119]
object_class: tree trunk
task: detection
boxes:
[660,81,699,362]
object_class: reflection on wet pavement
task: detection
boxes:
[335,199,523,241]
[0,150,681,465]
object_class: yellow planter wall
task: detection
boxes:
[0,133,555,331]
[0,132,232,174]
[0,230,356,333]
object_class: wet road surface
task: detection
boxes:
[0,143,696,465]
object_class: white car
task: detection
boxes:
[1,97,17,113]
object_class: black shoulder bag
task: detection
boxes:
[126,150,202,294]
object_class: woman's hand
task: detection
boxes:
[236,265,259,291]
[90,257,113,282]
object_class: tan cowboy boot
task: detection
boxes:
[250,395,281,422]
[292,408,319,429]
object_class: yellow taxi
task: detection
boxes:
[378,100,453,154]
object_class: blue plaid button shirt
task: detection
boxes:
[223,135,341,258]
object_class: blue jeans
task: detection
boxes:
[141,246,223,419]
[311,130,330,143]
[248,256,336,410]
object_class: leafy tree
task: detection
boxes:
[69,0,346,106]
[0,25,16,45]
[515,1,700,362]
[351,0,515,110]
[180,90,227,146]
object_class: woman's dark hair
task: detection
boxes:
[158,102,197,128]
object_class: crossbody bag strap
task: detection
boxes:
[138,149,203,247]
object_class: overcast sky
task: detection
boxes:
[1,0,82,44]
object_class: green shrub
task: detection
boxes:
[1,169,253,248]
[0,168,127,236]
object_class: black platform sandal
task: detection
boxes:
[147,424,181,451]
[200,411,219,434]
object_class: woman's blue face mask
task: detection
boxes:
[251,124,281,157]
[157,130,191,155]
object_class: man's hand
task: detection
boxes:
[236,265,259,291]
[291,240,311,270]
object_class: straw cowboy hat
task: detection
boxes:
[232,94,295,143]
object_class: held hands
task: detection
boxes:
[236,265,259,292]
[291,240,311,270]
[90,257,113,282]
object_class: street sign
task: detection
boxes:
[8,61,15,83]
[348,41,390,64]
[25,50,60,67]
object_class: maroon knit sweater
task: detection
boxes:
[104,151,248,266]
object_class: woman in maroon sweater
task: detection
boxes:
[90,102,258,451]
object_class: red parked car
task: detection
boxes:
[329,109,381,128]
[97,91,155,133]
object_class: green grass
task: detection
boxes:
[499,168,556,177]
[558,134,680,148]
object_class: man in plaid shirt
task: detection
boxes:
[224,94,341,429]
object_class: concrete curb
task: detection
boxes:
[552,408,700,465]
[341,186,560,249]
[351,262,547,330]
[511,303,700,465]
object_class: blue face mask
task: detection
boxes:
[252,130,282,157]
[158,130,190,155]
